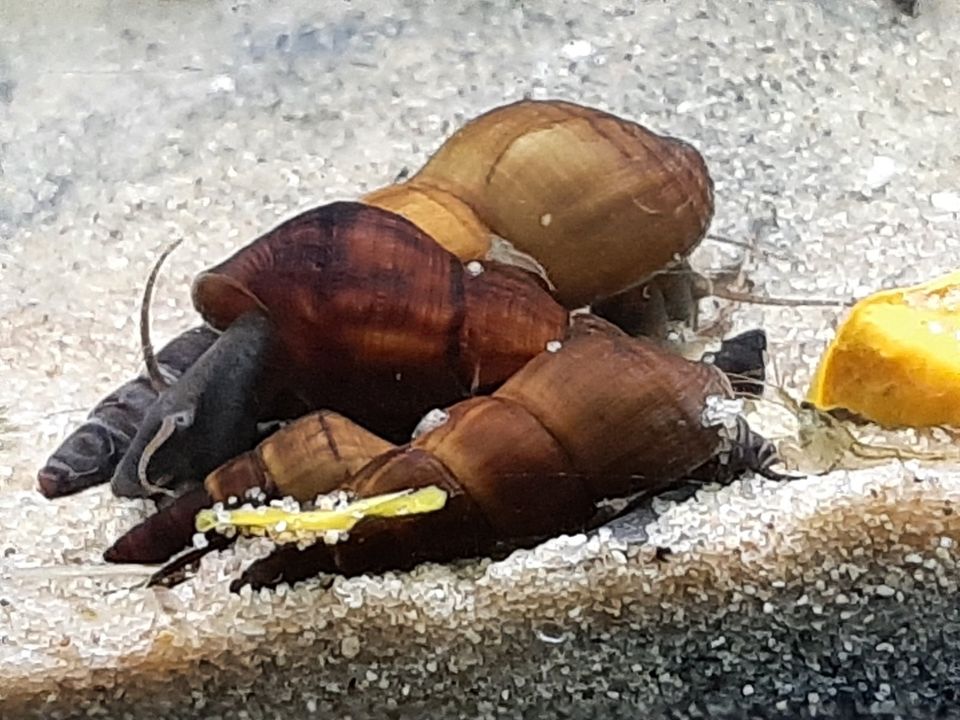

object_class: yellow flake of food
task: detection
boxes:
[195,486,448,538]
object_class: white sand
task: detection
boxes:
[2,0,960,717]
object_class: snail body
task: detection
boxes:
[36,326,218,498]
[39,200,568,502]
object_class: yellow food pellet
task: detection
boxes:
[807,269,960,427]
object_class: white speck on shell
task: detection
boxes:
[208,75,236,94]
[465,261,484,276]
[411,408,450,439]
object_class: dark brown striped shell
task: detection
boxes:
[191,201,570,438]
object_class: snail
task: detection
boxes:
[363,99,713,309]
[38,99,717,503]
[105,201,569,501]
[235,316,757,588]
[105,315,779,590]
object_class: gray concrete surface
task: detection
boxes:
[1,0,960,718]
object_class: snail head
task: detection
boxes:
[110,311,272,501]
[111,238,272,502]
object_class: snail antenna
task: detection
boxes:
[706,283,855,309]
[141,238,183,392]
[698,232,854,308]
[691,273,855,309]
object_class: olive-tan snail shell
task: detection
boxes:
[363,99,714,309]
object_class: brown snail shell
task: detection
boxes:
[106,200,571,500]
[364,99,714,308]
[190,200,570,436]
[230,316,735,585]
[205,410,394,504]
